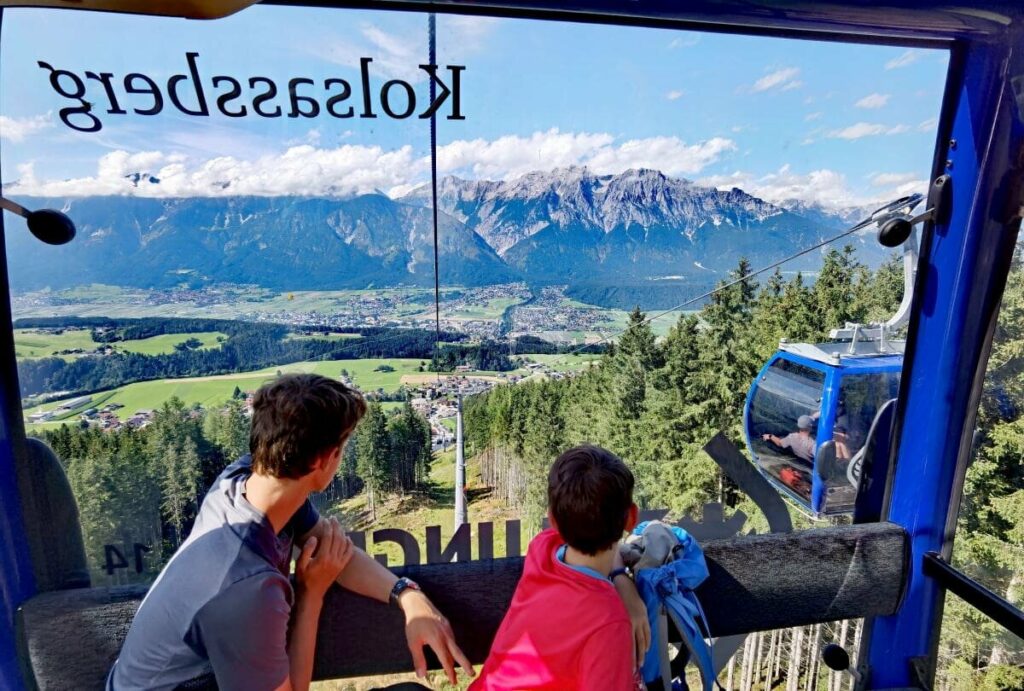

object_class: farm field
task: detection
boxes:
[14,328,226,360]
[22,358,427,426]
[14,328,98,358]
[517,353,602,371]
[20,349,608,430]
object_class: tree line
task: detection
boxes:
[17,318,466,397]
[430,340,515,372]
[343,401,433,521]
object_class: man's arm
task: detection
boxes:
[300,518,474,685]
[285,517,354,691]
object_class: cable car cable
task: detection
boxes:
[428,12,442,385]
[564,193,925,356]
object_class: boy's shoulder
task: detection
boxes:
[522,529,625,613]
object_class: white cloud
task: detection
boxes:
[918,117,939,132]
[751,67,801,93]
[10,129,737,197]
[885,50,921,70]
[828,122,909,140]
[441,15,500,50]
[747,168,854,208]
[435,130,615,180]
[311,23,425,82]
[311,16,495,83]
[666,90,684,101]
[870,172,918,187]
[855,93,890,109]
[668,35,699,49]
[0,114,52,142]
[804,112,823,122]
[10,144,424,198]
[585,136,736,176]
[699,165,922,211]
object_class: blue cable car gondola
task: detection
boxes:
[745,346,902,516]
[744,194,927,517]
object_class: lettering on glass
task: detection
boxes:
[100,500,766,573]
[38,52,466,133]
[102,542,152,575]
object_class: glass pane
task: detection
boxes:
[0,5,949,688]
[819,369,902,513]
[748,359,826,502]
[937,254,1024,690]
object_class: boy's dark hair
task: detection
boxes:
[250,373,367,479]
[548,445,634,555]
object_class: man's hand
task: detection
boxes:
[295,517,353,600]
[613,575,650,670]
[398,589,474,684]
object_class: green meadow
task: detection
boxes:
[23,358,429,425]
[14,328,226,360]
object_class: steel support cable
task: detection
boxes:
[428,12,442,384]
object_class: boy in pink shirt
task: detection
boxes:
[471,445,646,690]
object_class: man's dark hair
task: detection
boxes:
[250,373,367,479]
[548,445,634,555]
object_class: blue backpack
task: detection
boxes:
[623,521,718,691]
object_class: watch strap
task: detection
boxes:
[389,576,420,606]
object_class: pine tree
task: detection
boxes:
[355,402,391,520]
[812,245,867,333]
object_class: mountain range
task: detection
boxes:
[6,167,890,301]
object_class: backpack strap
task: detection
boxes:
[632,524,717,691]
[657,605,672,691]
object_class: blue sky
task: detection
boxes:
[0,5,947,208]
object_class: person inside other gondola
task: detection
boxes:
[762,414,816,461]
[833,423,852,462]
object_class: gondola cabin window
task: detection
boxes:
[746,358,825,504]
[1,2,947,628]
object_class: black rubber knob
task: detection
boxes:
[27,208,76,246]
[822,643,851,672]
[877,216,913,247]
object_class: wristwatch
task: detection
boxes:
[389,576,422,607]
[609,567,630,582]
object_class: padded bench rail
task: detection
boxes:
[17,522,907,689]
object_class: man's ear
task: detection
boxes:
[310,449,332,474]
[624,503,639,533]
